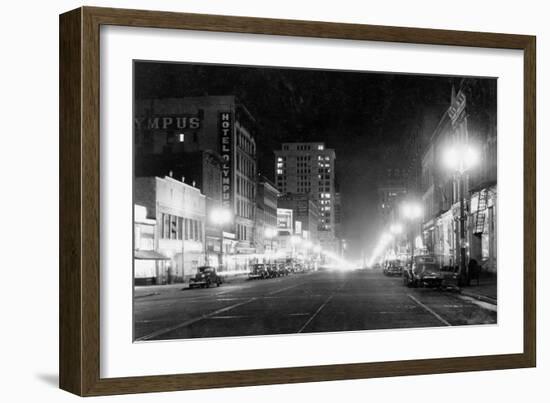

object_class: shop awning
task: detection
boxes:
[134,250,170,260]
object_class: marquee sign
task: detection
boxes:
[219,112,233,210]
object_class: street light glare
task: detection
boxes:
[444,147,458,171]
[402,202,422,219]
[290,235,302,245]
[464,145,480,171]
[443,143,480,173]
[390,223,403,234]
[210,208,232,224]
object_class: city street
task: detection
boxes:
[134,269,496,341]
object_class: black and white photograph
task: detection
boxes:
[132,61,498,342]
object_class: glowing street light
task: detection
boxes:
[401,202,423,220]
[443,142,480,174]
[210,208,232,225]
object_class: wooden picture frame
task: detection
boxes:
[59,6,536,396]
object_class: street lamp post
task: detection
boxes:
[210,208,232,272]
[313,244,321,268]
[401,202,422,268]
[443,142,479,286]
[457,172,467,285]
[264,228,277,265]
[390,223,403,261]
[290,235,301,263]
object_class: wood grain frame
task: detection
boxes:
[59,6,536,396]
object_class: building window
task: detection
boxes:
[177,217,183,240]
[170,215,177,239]
[163,214,169,239]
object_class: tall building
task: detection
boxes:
[377,168,408,227]
[255,176,279,255]
[274,142,337,254]
[135,96,258,256]
[334,192,342,238]
[277,193,320,244]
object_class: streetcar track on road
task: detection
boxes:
[136,282,311,340]
[296,279,347,333]
[136,297,257,341]
[267,283,303,295]
[297,295,334,333]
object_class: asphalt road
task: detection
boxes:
[134,268,497,341]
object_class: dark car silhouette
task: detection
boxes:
[189,266,222,288]
[249,264,269,280]
[403,256,443,288]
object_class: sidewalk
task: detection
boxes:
[134,283,184,299]
[460,277,497,304]
[441,273,497,305]
[134,272,250,298]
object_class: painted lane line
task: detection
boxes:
[407,294,452,326]
[135,297,257,341]
[297,295,334,333]
[268,283,303,296]
[263,294,324,300]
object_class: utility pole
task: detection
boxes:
[458,173,468,286]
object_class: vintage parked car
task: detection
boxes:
[249,264,269,280]
[277,264,290,276]
[383,260,404,276]
[293,263,305,273]
[189,266,222,288]
[266,264,279,278]
[403,256,443,288]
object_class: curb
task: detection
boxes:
[135,292,160,299]
[459,290,497,306]
[441,282,497,306]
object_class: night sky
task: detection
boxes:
[134,61,473,259]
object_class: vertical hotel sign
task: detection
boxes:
[219,111,233,210]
